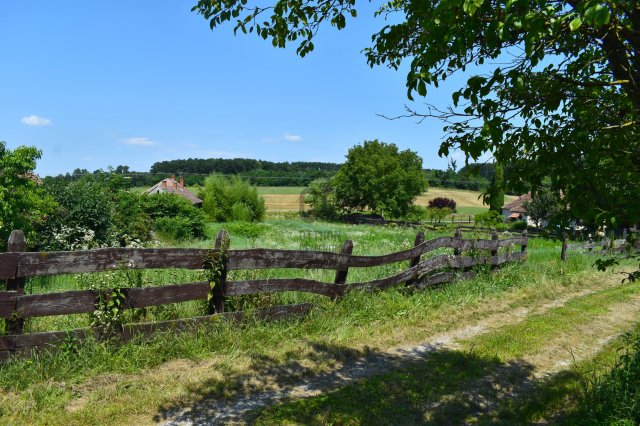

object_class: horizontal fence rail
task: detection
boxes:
[0,236,528,279]
[0,229,528,360]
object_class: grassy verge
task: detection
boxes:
[252,321,640,426]
[249,256,640,425]
[1,232,622,424]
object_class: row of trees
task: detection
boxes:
[52,160,499,190]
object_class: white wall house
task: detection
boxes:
[501,193,538,227]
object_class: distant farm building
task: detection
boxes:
[144,176,203,207]
[501,193,534,226]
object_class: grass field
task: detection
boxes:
[1,218,639,424]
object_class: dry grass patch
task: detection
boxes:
[415,187,517,208]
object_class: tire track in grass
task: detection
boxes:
[160,280,628,425]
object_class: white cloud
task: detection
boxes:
[21,115,52,126]
[282,132,302,142]
[124,137,156,146]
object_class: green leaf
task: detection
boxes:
[452,92,461,107]
[569,17,582,31]
[463,0,484,15]
[585,4,611,27]
[417,80,427,97]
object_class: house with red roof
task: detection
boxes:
[501,193,534,225]
[143,176,203,207]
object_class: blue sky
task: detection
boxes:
[1,1,469,176]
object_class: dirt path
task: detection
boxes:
[161,283,640,425]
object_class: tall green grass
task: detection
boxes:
[3,222,621,425]
[565,329,640,425]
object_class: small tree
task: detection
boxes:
[428,197,457,212]
[201,174,265,222]
[333,140,427,219]
[0,142,56,249]
[428,207,452,223]
[523,189,562,228]
[304,178,337,220]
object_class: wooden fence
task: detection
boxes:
[0,229,528,361]
[565,237,634,257]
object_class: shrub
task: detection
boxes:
[305,178,338,220]
[509,220,528,231]
[428,197,457,212]
[112,191,152,245]
[405,205,428,222]
[226,221,270,239]
[143,193,206,239]
[201,174,265,222]
[428,207,453,223]
[153,217,194,241]
[475,210,504,228]
[43,176,114,243]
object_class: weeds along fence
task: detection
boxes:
[0,229,528,361]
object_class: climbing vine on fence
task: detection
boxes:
[204,232,230,314]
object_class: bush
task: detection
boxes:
[305,178,338,220]
[226,222,270,239]
[112,191,152,245]
[495,222,507,231]
[152,217,194,241]
[143,193,206,239]
[509,220,528,231]
[405,205,428,222]
[201,174,265,222]
[43,176,114,243]
[428,207,453,223]
[475,210,504,228]
[428,197,457,212]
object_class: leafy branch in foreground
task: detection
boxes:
[192,0,640,230]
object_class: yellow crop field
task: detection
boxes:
[415,187,517,209]
[259,187,517,212]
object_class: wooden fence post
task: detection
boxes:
[521,230,528,255]
[490,230,499,257]
[453,228,462,257]
[560,232,568,261]
[334,240,353,286]
[6,230,26,335]
[210,230,229,314]
[407,231,425,286]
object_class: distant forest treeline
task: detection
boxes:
[48,158,497,190]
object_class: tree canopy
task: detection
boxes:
[333,140,427,218]
[192,0,640,227]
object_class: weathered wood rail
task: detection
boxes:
[566,238,633,256]
[0,229,528,361]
